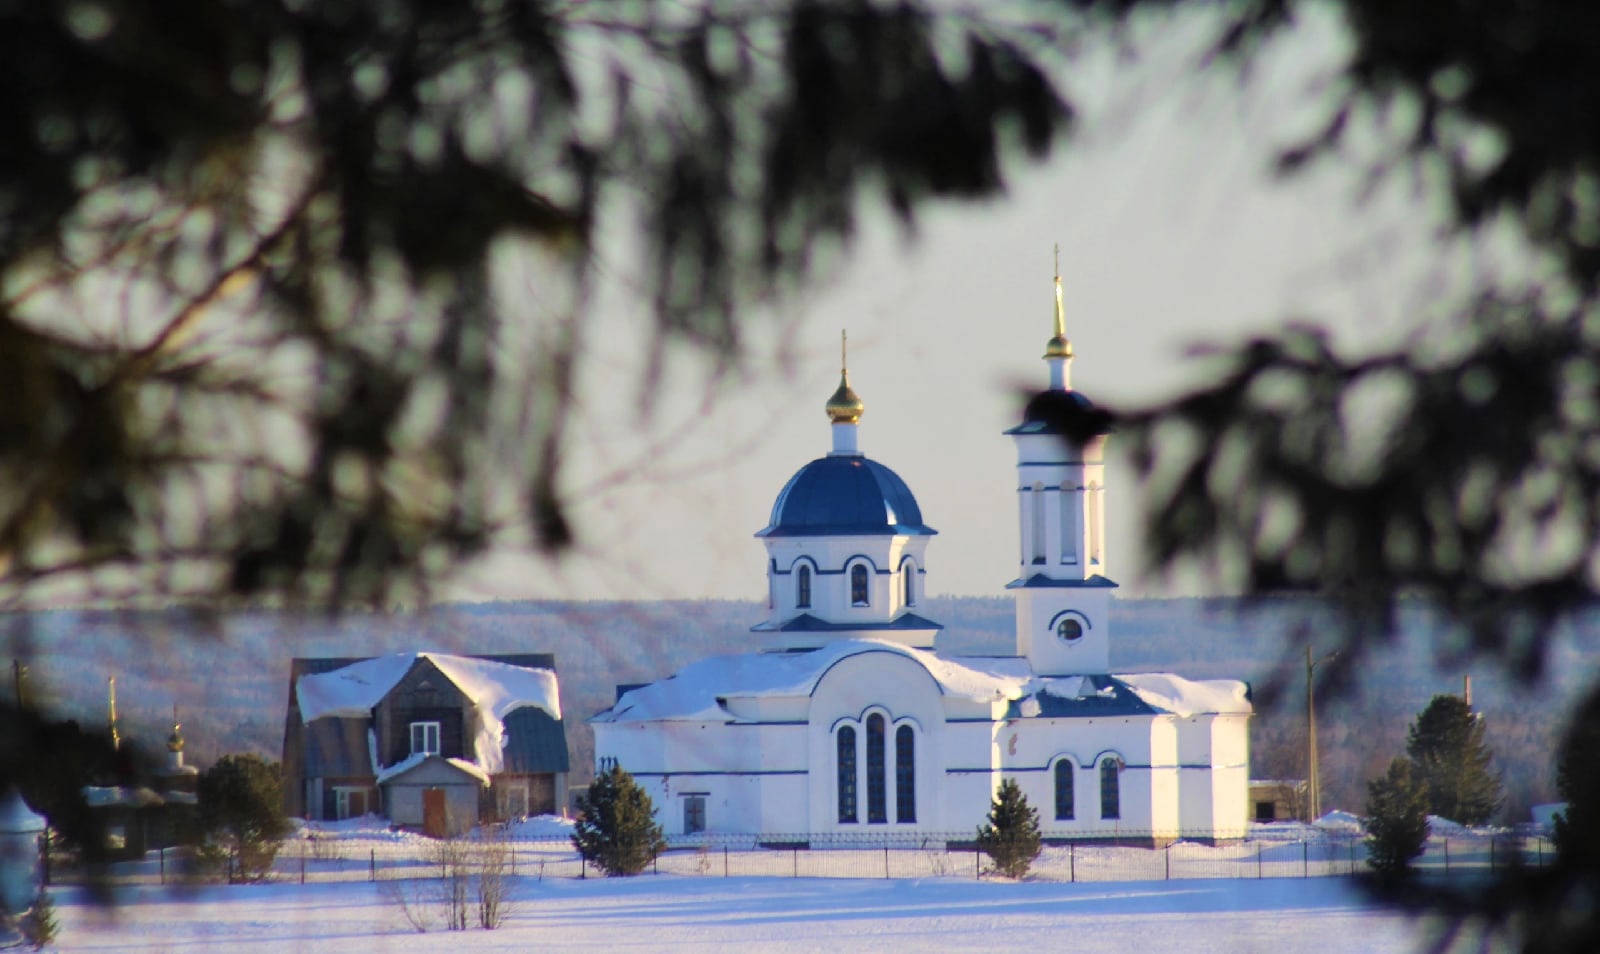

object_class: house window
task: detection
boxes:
[797,565,812,609]
[895,725,915,823]
[1054,761,1074,820]
[335,787,368,820]
[837,726,857,823]
[683,795,707,834]
[866,714,887,823]
[499,783,529,820]
[1100,758,1121,820]
[902,563,915,607]
[850,564,869,606]
[410,721,441,756]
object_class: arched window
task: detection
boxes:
[895,725,916,823]
[1088,482,1103,566]
[866,714,887,823]
[837,727,857,823]
[902,562,915,607]
[850,564,870,606]
[797,565,812,609]
[1060,481,1079,565]
[1100,758,1121,820]
[1030,482,1046,564]
[1054,761,1075,820]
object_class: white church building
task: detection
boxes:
[591,275,1252,845]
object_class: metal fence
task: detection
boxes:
[51,829,1555,888]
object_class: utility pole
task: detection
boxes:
[1306,647,1338,822]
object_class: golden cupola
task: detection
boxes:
[825,331,865,425]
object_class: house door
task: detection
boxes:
[423,788,447,837]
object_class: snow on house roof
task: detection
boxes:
[297,652,560,723]
[375,752,492,787]
[296,652,561,776]
[595,640,1034,723]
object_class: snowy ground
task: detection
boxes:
[58,874,1438,953]
[48,815,1528,951]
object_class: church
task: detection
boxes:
[591,273,1252,845]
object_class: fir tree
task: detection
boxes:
[19,887,57,951]
[1405,695,1503,826]
[195,754,291,882]
[1365,757,1432,880]
[1553,685,1600,862]
[571,765,667,877]
[976,778,1041,879]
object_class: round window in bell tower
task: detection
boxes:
[1055,617,1084,642]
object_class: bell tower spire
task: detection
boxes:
[1044,244,1073,391]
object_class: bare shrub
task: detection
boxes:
[429,838,471,931]
[380,879,434,934]
[474,836,512,930]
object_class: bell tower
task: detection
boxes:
[1004,252,1116,676]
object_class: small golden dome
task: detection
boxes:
[826,329,865,424]
[1044,334,1073,359]
[826,371,864,424]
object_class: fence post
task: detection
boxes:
[884,846,889,880]
[1165,844,1170,881]
[1070,843,1075,883]
[300,848,306,885]
[792,846,798,879]
[511,846,516,877]
[581,856,587,879]
[1257,843,1263,879]
[975,848,980,880]
[653,854,658,875]
[369,849,375,882]
[1302,841,1308,878]
[1350,840,1356,875]
[724,846,729,878]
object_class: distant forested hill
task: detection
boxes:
[5,595,1596,820]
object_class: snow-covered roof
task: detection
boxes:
[1116,673,1253,717]
[296,652,561,776]
[83,785,164,808]
[375,753,491,787]
[596,642,1253,724]
[595,640,1033,723]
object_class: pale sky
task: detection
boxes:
[449,14,1487,605]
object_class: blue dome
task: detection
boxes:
[757,455,937,538]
